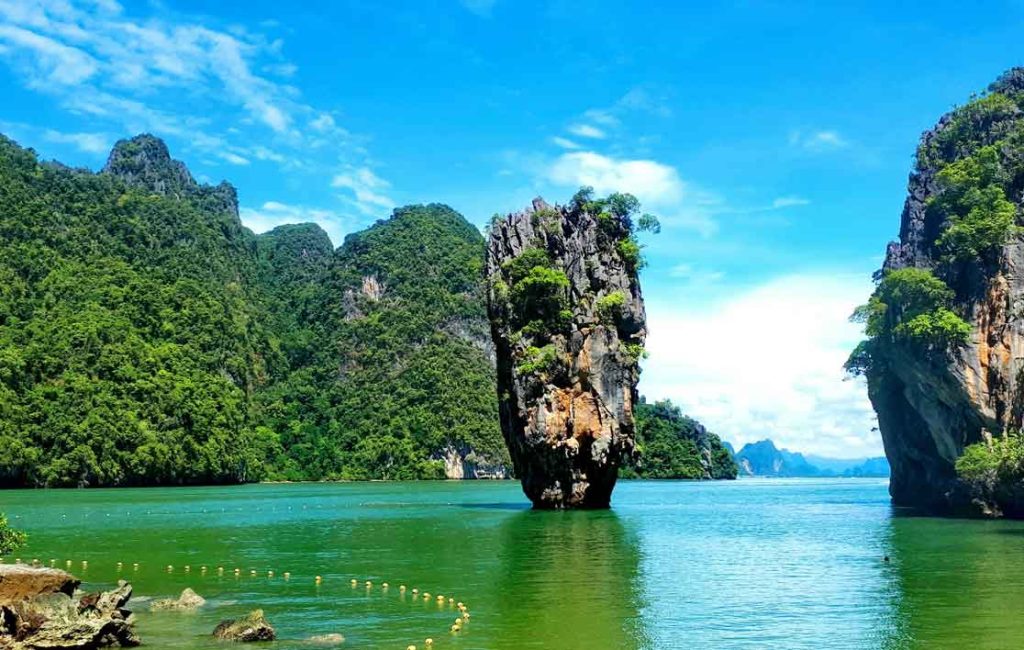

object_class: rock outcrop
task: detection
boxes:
[862,68,1024,515]
[103,133,239,216]
[212,609,276,642]
[486,196,647,508]
[0,565,139,648]
[150,588,205,611]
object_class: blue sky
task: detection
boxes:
[1,0,1021,457]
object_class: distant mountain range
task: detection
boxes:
[732,439,889,478]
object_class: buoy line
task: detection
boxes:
[1,556,475,648]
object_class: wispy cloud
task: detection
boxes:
[567,123,606,139]
[789,129,849,151]
[771,195,811,209]
[332,166,395,216]
[668,263,725,284]
[551,136,581,150]
[42,128,110,154]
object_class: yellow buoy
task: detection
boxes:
[425,640,433,646]
[133,563,139,571]
[423,592,431,600]
[166,565,173,572]
[382,582,389,588]
[451,625,460,633]
[412,588,419,595]
[448,597,454,604]
[350,579,358,586]
[400,585,407,592]
[201,566,208,573]
[365,580,371,587]
[283,572,290,580]
[268,570,274,578]
[50,559,56,567]
[185,565,191,572]
[66,560,72,568]
[315,575,323,584]
[407,646,416,650]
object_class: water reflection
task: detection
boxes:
[495,509,648,650]
[885,511,1024,649]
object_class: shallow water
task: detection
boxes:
[4,479,1024,649]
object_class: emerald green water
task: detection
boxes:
[5,479,1024,649]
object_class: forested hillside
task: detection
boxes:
[0,134,506,486]
[0,133,729,487]
[258,205,510,480]
[626,399,737,479]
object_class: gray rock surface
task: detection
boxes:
[486,197,646,508]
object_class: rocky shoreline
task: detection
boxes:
[0,565,139,649]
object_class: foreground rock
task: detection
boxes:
[213,610,275,642]
[858,67,1024,516]
[151,588,205,611]
[0,565,139,648]
[486,195,647,508]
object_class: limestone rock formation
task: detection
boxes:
[860,68,1024,515]
[0,566,139,648]
[103,133,239,215]
[150,588,206,611]
[486,195,647,508]
[212,609,276,642]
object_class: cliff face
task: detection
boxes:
[864,68,1024,514]
[486,197,646,508]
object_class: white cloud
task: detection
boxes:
[640,273,880,458]
[310,113,336,132]
[789,129,849,151]
[551,136,580,150]
[549,151,683,204]
[0,24,98,85]
[546,150,718,236]
[771,195,810,209]
[331,166,395,215]
[42,128,109,154]
[582,108,619,127]
[240,200,347,247]
[220,151,250,165]
[567,123,606,139]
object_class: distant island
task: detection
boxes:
[731,439,890,478]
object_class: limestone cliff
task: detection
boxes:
[486,195,647,508]
[861,68,1024,515]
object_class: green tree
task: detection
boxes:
[0,514,26,555]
